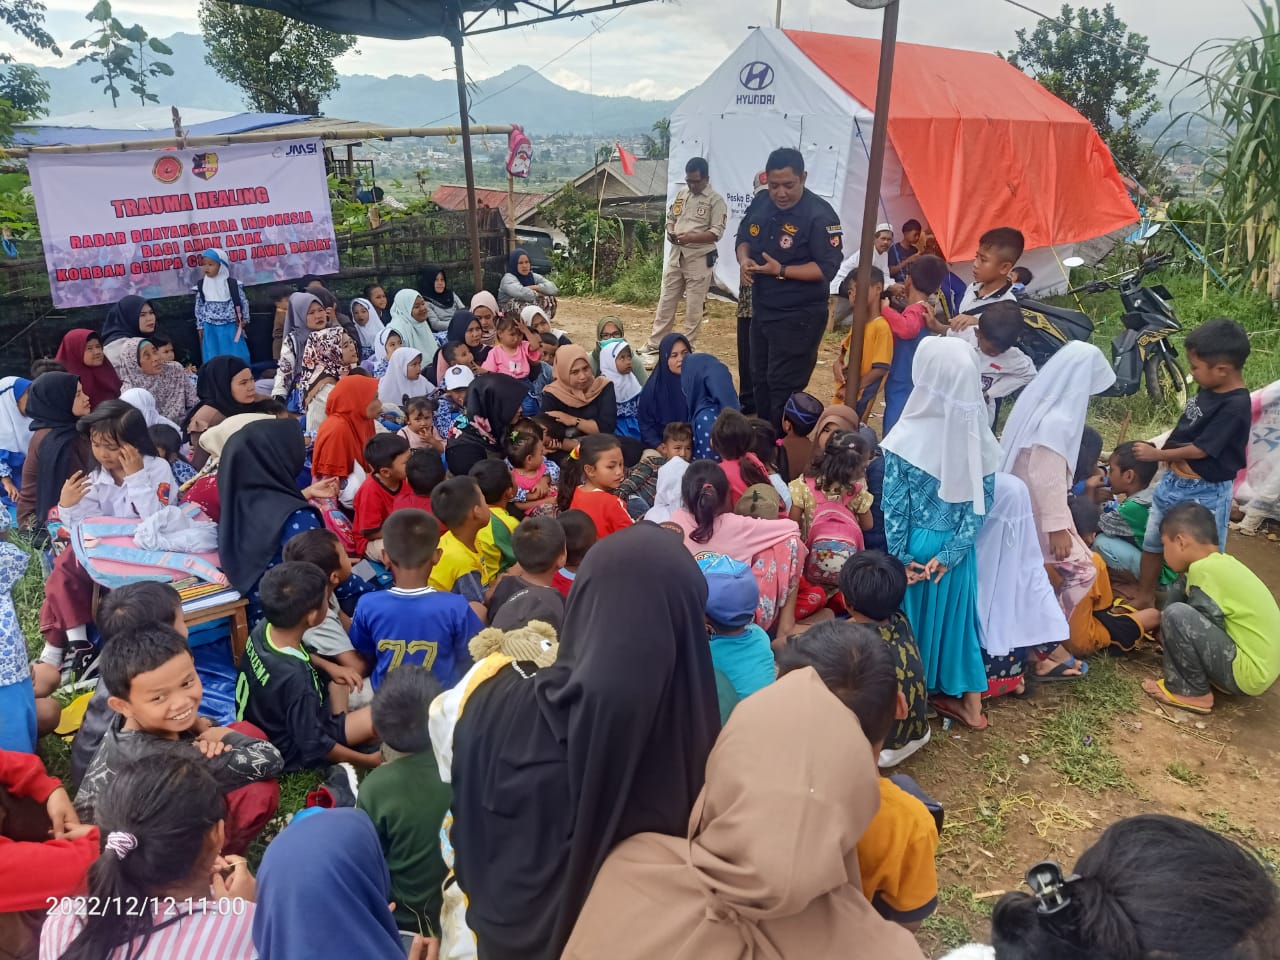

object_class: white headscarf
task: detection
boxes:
[645,456,690,524]
[386,288,438,364]
[600,339,642,404]
[120,386,181,434]
[378,347,434,406]
[999,341,1116,473]
[975,473,1069,656]
[881,336,1003,514]
[350,297,385,353]
[199,249,232,302]
[0,377,32,455]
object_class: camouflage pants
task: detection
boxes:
[1161,599,1244,698]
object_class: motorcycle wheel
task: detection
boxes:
[1145,351,1188,409]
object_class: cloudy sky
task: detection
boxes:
[2,0,1259,102]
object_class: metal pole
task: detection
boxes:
[843,0,898,416]
[452,27,485,292]
[775,0,782,26]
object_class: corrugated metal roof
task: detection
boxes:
[432,184,549,222]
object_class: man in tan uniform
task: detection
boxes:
[641,157,728,360]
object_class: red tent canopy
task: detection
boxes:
[786,30,1138,260]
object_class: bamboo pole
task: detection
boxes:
[1,123,515,157]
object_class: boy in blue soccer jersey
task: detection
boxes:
[349,508,484,691]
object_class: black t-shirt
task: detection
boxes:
[236,621,347,772]
[735,188,843,314]
[1163,387,1251,482]
[489,576,566,632]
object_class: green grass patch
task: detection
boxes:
[1031,657,1137,794]
[1166,759,1207,787]
[921,911,974,950]
[602,252,664,306]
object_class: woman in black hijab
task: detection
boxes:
[184,356,264,469]
[443,372,527,476]
[216,417,332,622]
[18,373,92,531]
[451,523,721,960]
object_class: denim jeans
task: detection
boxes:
[1094,533,1143,577]
[1142,471,1233,552]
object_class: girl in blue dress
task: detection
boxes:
[881,336,1001,730]
[194,247,251,364]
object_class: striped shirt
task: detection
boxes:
[40,902,256,960]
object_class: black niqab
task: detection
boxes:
[451,523,720,960]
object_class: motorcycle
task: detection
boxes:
[1066,252,1188,407]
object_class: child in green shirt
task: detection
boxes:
[1144,502,1280,715]
[357,665,451,944]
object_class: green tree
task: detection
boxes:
[0,0,63,119]
[642,116,670,159]
[1002,3,1160,178]
[197,1,357,115]
[69,0,173,107]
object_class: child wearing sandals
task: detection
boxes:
[1143,502,1280,715]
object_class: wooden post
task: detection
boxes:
[843,1,899,416]
[590,160,608,290]
[507,174,517,253]
[452,31,485,291]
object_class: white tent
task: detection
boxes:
[666,28,1137,298]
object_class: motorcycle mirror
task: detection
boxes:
[1061,256,1086,268]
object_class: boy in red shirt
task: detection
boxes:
[353,433,410,560]
[395,447,447,529]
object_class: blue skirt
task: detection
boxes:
[0,677,38,753]
[202,322,251,364]
[901,527,986,697]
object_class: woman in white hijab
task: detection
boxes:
[1000,341,1117,662]
[385,288,439,367]
[881,336,1002,730]
[119,386,181,435]
[377,347,434,409]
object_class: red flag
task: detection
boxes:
[614,141,636,176]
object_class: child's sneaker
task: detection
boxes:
[878,729,931,769]
[305,762,359,808]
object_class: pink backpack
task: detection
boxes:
[308,496,357,557]
[803,480,865,587]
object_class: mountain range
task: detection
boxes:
[25,32,679,135]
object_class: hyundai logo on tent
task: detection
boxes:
[737,61,776,105]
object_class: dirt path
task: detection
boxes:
[553,296,1280,956]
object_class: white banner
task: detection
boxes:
[29,138,338,308]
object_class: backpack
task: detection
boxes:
[803,479,865,587]
[196,276,244,323]
[308,496,357,557]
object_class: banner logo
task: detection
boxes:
[191,153,219,181]
[739,61,775,91]
[152,155,182,184]
[736,61,776,106]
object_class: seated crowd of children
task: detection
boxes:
[3,240,1278,960]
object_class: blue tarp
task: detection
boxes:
[14,112,310,147]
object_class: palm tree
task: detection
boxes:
[642,117,671,159]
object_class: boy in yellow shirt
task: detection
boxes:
[427,476,492,623]
[777,620,938,929]
[833,265,893,418]
[469,460,519,582]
